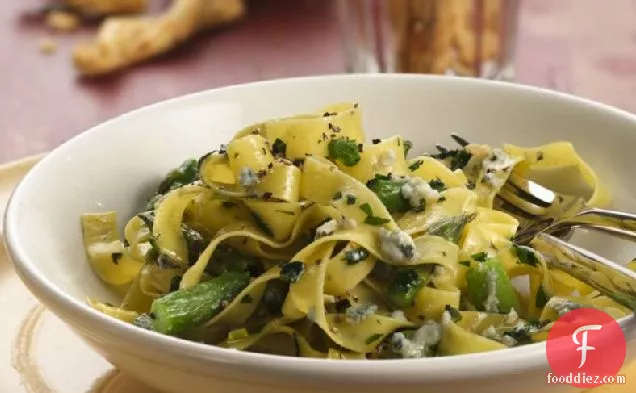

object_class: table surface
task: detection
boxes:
[1,0,635,164]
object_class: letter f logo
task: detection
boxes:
[572,324,603,368]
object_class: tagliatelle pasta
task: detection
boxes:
[80,102,631,359]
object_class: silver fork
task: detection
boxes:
[434,135,636,311]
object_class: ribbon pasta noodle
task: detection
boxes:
[80,102,631,359]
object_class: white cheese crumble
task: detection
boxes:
[391,310,407,321]
[501,335,517,347]
[390,322,441,358]
[482,325,500,340]
[546,296,581,316]
[378,228,419,264]
[483,269,500,312]
[400,177,441,208]
[345,303,378,324]
[481,148,515,189]
[379,149,397,167]
[239,167,259,187]
[505,308,519,324]
[441,310,453,326]
[315,219,339,238]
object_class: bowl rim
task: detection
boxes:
[4,74,636,383]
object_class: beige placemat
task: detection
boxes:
[0,155,633,392]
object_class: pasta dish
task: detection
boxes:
[81,103,630,359]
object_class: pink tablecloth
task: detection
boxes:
[0,0,634,164]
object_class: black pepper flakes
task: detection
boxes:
[262,192,273,200]
[328,123,342,133]
[357,143,363,152]
[256,169,267,179]
[372,139,381,144]
[261,147,267,155]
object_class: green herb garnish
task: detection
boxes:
[365,333,383,345]
[428,178,447,192]
[408,160,423,171]
[471,252,488,262]
[157,158,199,195]
[359,203,391,225]
[280,261,305,284]
[328,138,361,167]
[445,305,463,322]
[272,138,287,156]
[366,175,409,214]
[513,245,539,267]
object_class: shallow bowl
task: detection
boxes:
[5,75,636,393]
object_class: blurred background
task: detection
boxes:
[0,0,635,165]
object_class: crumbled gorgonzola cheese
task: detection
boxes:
[481,148,515,189]
[345,303,378,324]
[505,308,519,324]
[390,322,441,358]
[379,149,397,167]
[391,310,407,321]
[400,177,441,208]
[239,167,259,187]
[378,228,418,264]
[483,269,500,312]
[315,219,339,239]
[546,296,581,316]
[501,335,517,347]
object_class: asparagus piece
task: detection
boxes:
[151,271,250,335]
[466,257,520,314]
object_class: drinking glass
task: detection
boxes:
[336,0,520,80]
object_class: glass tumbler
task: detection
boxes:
[336,0,520,80]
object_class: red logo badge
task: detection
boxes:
[546,308,626,388]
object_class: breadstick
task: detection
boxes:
[72,0,245,76]
[65,0,148,16]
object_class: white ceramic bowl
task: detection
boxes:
[5,75,636,393]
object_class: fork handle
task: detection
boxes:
[547,207,636,242]
[531,233,636,311]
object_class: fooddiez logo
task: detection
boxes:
[546,308,627,388]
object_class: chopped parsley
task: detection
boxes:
[513,245,539,267]
[428,178,446,192]
[471,252,488,262]
[427,214,475,243]
[272,138,287,156]
[328,138,361,167]
[359,203,391,225]
[366,175,409,214]
[111,252,123,265]
[344,247,370,265]
[157,158,199,195]
[280,261,305,284]
[365,333,383,345]
[450,150,472,171]
[445,305,463,322]
[459,260,471,267]
[433,147,472,171]
[503,320,549,345]
[408,160,423,171]
[403,140,413,158]
[535,285,550,308]
[137,211,155,230]
[182,225,206,265]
